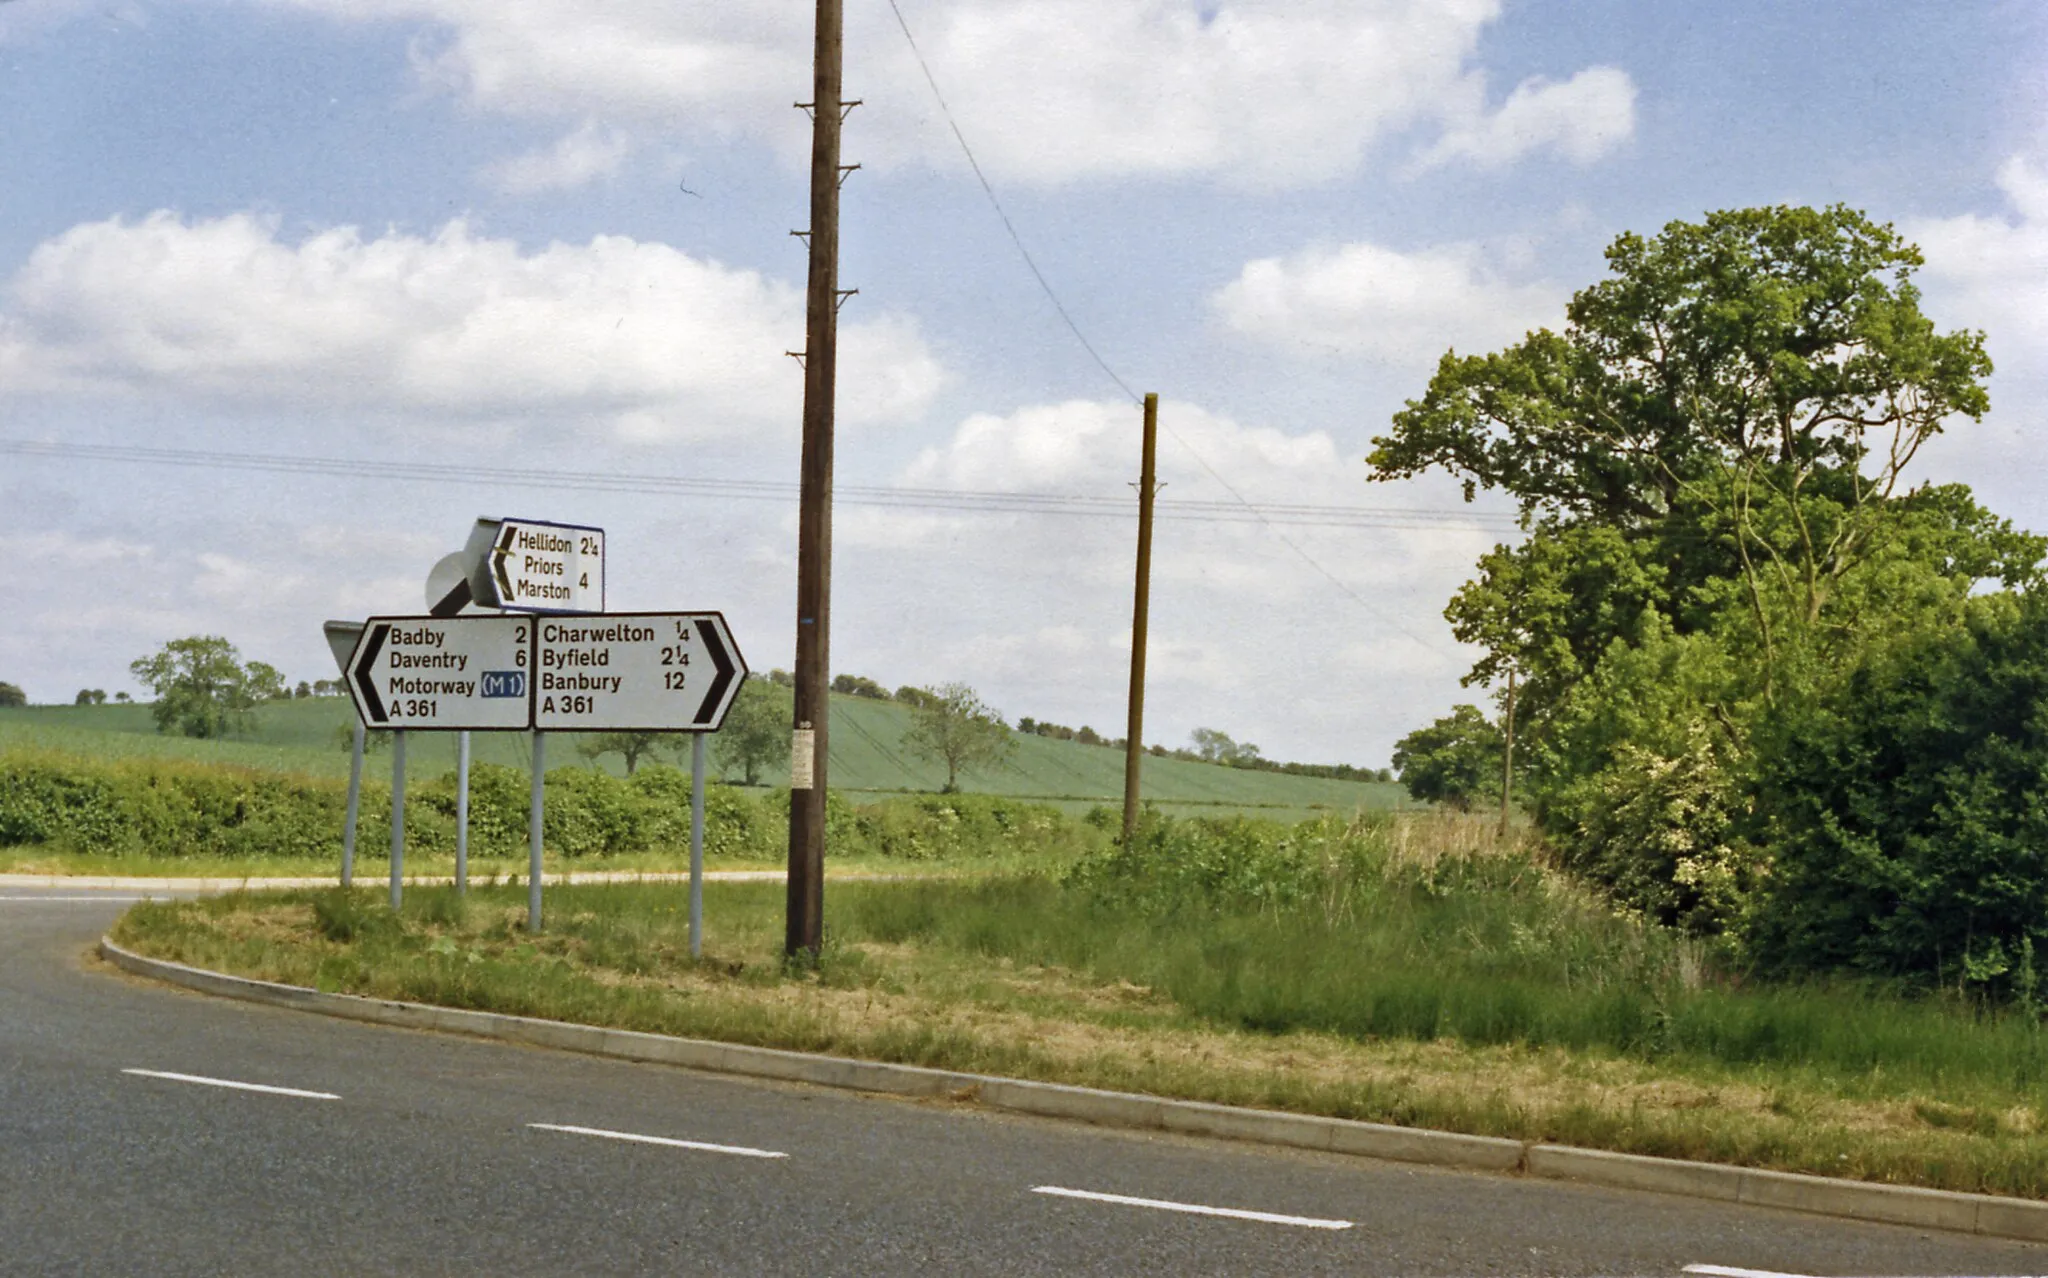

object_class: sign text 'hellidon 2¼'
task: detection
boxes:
[485,519,604,614]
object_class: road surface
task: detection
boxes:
[4,886,2046,1276]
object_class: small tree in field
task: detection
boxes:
[128,636,278,739]
[1392,705,1503,811]
[0,682,25,708]
[902,682,1015,793]
[578,731,668,775]
[715,680,791,785]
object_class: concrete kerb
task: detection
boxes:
[97,936,2048,1244]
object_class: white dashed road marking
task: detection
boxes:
[527,1122,788,1160]
[1031,1185,1353,1230]
[122,1068,340,1100]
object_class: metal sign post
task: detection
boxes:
[390,729,407,910]
[342,720,364,888]
[323,621,368,889]
[456,731,471,894]
[690,734,707,959]
[529,732,547,932]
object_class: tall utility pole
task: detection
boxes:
[1121,393,1159,844]
[787,0,846,957]
[1499,666,1517,836]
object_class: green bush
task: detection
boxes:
[0,748,1101,865]
[1748,594,2048,990]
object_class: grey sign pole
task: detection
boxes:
[323,619,369,891]
[389,730,407,910]
[690,733,707,959]
[456,730,471,894]
[528,731,546,932]
[342,719,365,888]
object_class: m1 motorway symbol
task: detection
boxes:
[470,518,605,614]
[532,612,746,732]
[347,615,534,731]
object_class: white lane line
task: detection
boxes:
[0,895,157,902]
[122,1068,341,1100]
[527,1123,787,1160]
[1683,1266,1822,1278]
[1031,1185,1353,1230]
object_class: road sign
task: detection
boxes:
[426,552,501,617]
[347,615,534,731]
[322,620,365,676]
[532,612,746,732]
[469,517,604,614]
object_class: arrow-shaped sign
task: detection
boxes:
[351,622,390,723]
[468,517,605,614]
[531,611,747,732]
[693,616,738,726]
[345,616,535,731]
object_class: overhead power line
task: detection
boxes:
[877,2,1476,659]
[0,439,1522,533]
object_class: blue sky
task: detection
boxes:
[4,0,2047,767]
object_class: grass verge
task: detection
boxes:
[111,816,2048,1201]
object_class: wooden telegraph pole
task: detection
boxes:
[788,0,849,956]
[1121,394,1159,844]
[1499,666,1517,836]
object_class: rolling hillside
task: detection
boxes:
[0,696,1406,820]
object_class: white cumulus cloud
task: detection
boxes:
[829,397,1490,763]
[252,0,1635,187]
[0,210,945,437]
[1912,156,2048,381]
[1418,65,1635,170]
[481,119,633,194]
[1212,239,1563,366]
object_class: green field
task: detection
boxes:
[0,698,1405,819]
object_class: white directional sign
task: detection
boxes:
[347,615,534,731]
[471,517,605,614]
[426,551,501,618]
[532,612,746,732]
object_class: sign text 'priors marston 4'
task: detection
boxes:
[470,517,605,614]
[533,612,745,732]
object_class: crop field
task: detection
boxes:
[0,697,1402,819]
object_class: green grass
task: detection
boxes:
[111,814,2048,1199]
[0,697,1402,817]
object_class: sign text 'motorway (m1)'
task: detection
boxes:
[347,616,534,731]
[533,612,746,732]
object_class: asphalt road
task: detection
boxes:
[5,886,2048,1276]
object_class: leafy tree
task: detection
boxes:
[74,689,106,706]
[901,682,1015,793]
[715,679,791,786]
[113,691,131,704]
[1189,727,1262,767]
[0,682,25,709]
[894,684,937,709]
[1391,706,1502,811]
[127,636,280,739]
[577,731,669,775]
[1372,204,2039,937]
[831,673,890,700]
